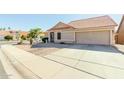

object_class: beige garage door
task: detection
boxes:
[76,31,110,45]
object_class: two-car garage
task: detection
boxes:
[75,31,111,45]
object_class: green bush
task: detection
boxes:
[21,35,26,40]
[4,35,13,41]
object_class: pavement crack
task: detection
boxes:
[42,56,105,79]
[50,54,124,70]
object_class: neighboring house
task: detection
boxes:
[47,15,117,45]
[19,31,28,37]
[116,15,124,44]
[0,30,28,40]
[0,31,13,40]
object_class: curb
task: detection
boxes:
[0,49,23,79]
[1,47,40,79]
[112,45,124,55]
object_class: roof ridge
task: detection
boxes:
[47,21,75,31]
[59,21,75,28]
[68,15,110,23]
[107,15,118,26]
[58,21,70,25]
[47,15,117,31]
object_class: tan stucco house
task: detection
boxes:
[47,15,117,45]
[116,15,124,44]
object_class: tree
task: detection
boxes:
[21,35,26,40]
[8,27,11,30]
[15,31,20,41]
[28,28,42,45]
[18,35,27,44]
[4,35,13,41]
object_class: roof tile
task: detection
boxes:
[68,15,117,28]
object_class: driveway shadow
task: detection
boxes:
[31,43,120,53]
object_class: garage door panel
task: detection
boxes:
[76,31,110,45]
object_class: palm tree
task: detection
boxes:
[28,28,42,45]
[16,31,20,41]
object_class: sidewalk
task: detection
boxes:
[114,44,124,54]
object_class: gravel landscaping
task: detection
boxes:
[15,43,62,56]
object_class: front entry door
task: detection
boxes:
[50,32,54,42]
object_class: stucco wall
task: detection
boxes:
[54,31,75,43]
[48,26,115,45]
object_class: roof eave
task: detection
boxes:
[117,15,124,33]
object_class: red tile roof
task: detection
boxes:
[0,31,12,36]
[20,31,28,36]
[69,15,117,29]
[0,30,28,36]
[47,22,75,31]
[47,15,117,32]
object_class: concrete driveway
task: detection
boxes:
[43,44,124,79]
[2,44,124,79]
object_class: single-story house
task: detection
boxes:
[47,15,117,45]
[116,15,124,44]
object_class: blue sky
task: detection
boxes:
[0,14,122,31]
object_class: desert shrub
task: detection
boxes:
[4,35,13,41]
[21,35,26,40]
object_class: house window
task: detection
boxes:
[57,32,61,40]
